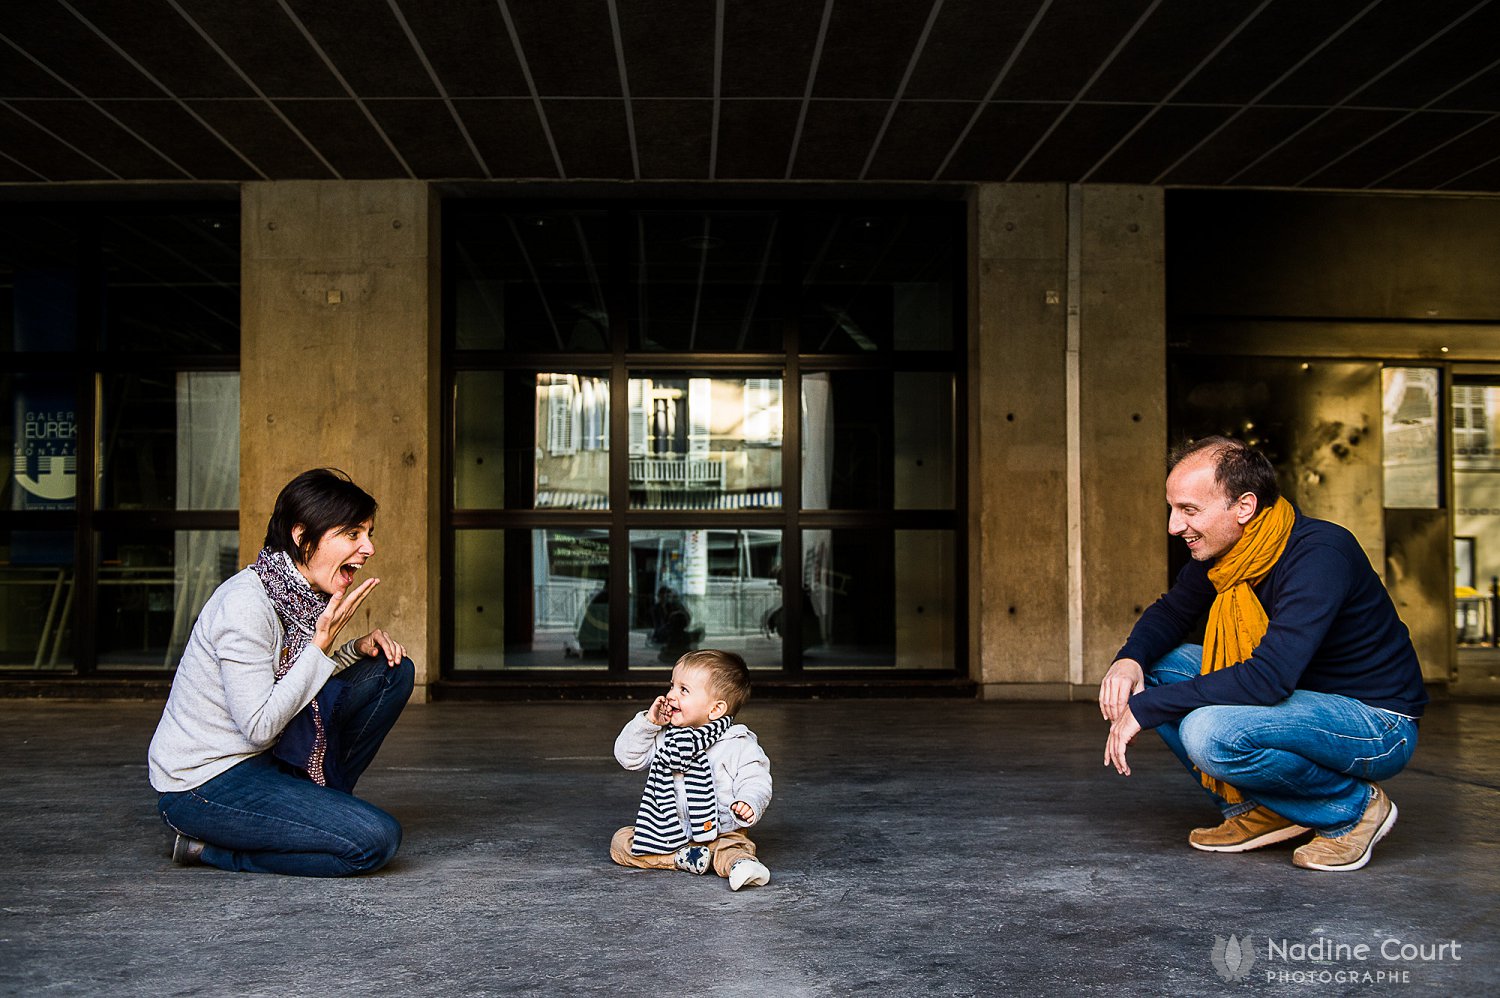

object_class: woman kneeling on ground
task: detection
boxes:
[148,468,414,876]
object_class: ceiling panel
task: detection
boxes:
[1171,0,1380,105]
[813,0,938,100]
[1010,104,1155,182]
[617,3,714,98]
[865,102,986,181]
[66,0,253,99]
[454,99,560,179]
[3,100,188,179]
[787,100,888,179]
[184,100,334,179]
[507,4,620,98]
[721,0,827,99]
[714,100,801,180]
[174,0,346,98]
[634,100,712,179]
[1,3,163,99]
[0,103,115,181]
[903,0,1048,101]
[274,99,411,179]
[542,99,635,179]
[1302,111,1490,190]
[1082,104,1238,184]
[366,99,487,179]
[102,101,263,180]
[1262,0,1483,107]
[1374,116,1500,190]
[935,102,1063,182]
[1158,106,1325,185]
[1231,109,1407,187]
[0,0,1496,190]
[282,0,437,99]
[395,0,529,99]
[993,0,1161,102]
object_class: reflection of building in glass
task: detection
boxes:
[1453,385,1500,645]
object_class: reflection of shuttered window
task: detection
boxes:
[548,383,576,455]
[743,378,782,443]
[1454,386,1490,457]
[689,378,712,455]
[629,379,649,455]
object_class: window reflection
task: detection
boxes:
[101,372,239,510]
[628,529,783,669]
[454,528,612,670]
[630,211,780,352]
[802,371,954,510]
[629,374,782,510]
[802,529,955,669]
[96,529,238,670]
[536,373,610,509]
[450,211,609,352]
[0,530,75,669]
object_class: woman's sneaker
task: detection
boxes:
[728,858,770,891]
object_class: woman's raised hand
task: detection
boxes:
[313,577,380,653]
[354,627,406,668]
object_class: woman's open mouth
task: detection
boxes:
[338,563,361,587]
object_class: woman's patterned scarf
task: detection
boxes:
[251,547,337,786]
[631,715,734,855]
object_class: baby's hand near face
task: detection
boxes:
[646,695,671,726]
[731,800,756,824]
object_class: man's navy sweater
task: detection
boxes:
[1121,510,1428,730]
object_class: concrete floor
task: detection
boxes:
[1,696,1496,997]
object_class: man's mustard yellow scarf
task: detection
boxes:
[1199,496,1295,802]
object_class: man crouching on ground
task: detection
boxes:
[1099,436,1427,872]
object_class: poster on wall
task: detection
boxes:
[1381,367,1440,509]
[11,378,76,564]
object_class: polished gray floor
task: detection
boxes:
[1,696,1496,997]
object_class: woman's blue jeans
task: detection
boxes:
[158,654,415,876]
[1145,644,1418,835]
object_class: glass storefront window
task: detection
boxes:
[802,370,954,510]
[629,373,782,510]
[629,211,781,352]
[4,371,78,513]
[802,529,956,670]
[0,530,75,669]
[95,529,237,670]
[100,214,239,353]
[450,211,610,352]
[454,528,611,670]
[446,201,964,677]
[1,216,82,354]
[801,211,956,353]
[628,528,783,669]
[455,371,610,510]
[100,372,239,510]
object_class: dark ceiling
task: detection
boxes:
[3,0,1500,192]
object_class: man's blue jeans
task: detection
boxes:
[1145,644,1418,835]
[158,654,415,876]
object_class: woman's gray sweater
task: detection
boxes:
[147,568,361,793]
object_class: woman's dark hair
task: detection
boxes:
[263,468,378,565]
[1168,435,1281,515]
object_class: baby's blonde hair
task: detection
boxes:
[677,648,752,716]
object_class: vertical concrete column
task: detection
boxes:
[240,181,440,700]
[970,185,1071,697]
[1076,186,1167,688]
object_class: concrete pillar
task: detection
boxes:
[240,181,440,699]
[970,184,1166,698]
[1075,186,1167,686]
[970,185,1071,697]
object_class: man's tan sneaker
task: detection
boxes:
[1189,806,1310,852]
[1293,785,1397,872]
